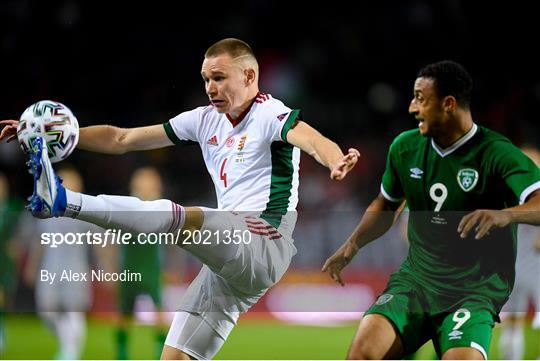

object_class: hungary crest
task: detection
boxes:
[457,168,478,192]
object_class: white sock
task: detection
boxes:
[533,312,540,329]
[57,312,86,359]
[65,190,184,235]
[65,189,82,218]
[39,311,61,338]
[500,322,524,360]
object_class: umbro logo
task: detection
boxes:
[409,167,424,179]
[448,330,463,340]
[375,294,393,305]
[277,113,288,121]
[207,135,218,146]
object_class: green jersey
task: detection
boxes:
[119,236,162,312]
[121,236,161,278]
[381,124,540,314]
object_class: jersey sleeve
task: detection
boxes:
[381,138,405,202]
[262,101,302,143]
[162,107,202,145]
[491,142,540,204]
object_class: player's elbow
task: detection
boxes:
[114,128,132,154]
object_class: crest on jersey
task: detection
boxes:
[237,134,247,151]
[457,168,478,192]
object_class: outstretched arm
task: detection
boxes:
[458,190,540,239]
[1,120,173,154]
[78,124,173,154]
[286,120,360,180]
[322,194,403,285]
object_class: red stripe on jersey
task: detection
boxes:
[226,92,265,127]
[248,229,281,236]
[168,203,181,233]
[247,226,280,236]
[245,219,264,225]
[248,230,282,240]
[248,224,276,231]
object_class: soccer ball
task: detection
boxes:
[17,100,79,163]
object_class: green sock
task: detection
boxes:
[155,331,166,359]
[0,310,5,354]
[116,328,128,360]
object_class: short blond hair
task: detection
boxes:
[205,38,253,58]
[205,38,258,70]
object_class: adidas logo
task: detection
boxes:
[207,135,218,146]
[409,167,423,179]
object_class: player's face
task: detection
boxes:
[409,77,447,137]
[201,54,250,116]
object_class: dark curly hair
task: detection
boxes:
[418,60,473,108]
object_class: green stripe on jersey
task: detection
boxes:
[281,109,301,142]
[162,122,196,146]
[261,142,295,228]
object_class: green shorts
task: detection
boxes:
[365,274,495,359]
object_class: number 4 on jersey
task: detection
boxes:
[220,158,228,187]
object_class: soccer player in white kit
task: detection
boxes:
[499,145,540,360]
[23,167,96,360]
[1,38,360,359]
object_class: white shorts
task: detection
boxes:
[165,311,225,360]
[175,210,296,348]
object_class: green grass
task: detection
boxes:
[2,314,539,359]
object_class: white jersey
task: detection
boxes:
[515,224,540,276]
[34,218,98,311]
[165,92,300,233]
[504,223,540,313]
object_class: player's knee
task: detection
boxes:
[160,345,194,360]
[347,342,381,360]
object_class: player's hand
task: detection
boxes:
[321,240,359,286]
[457,209,512,240]
[0,119,19,143]
[331,148,360,181]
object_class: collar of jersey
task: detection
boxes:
[225,94,258,127]
[431,123,478,158]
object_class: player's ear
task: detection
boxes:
[244,68,256,86]
[442,96,457,112]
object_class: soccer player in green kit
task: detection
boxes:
[116,166,167,359]
[323,60,540,360]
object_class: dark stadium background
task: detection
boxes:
[1,1,539,201]
[1,1,539,359]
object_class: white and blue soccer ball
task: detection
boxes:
[17,100,79,163]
